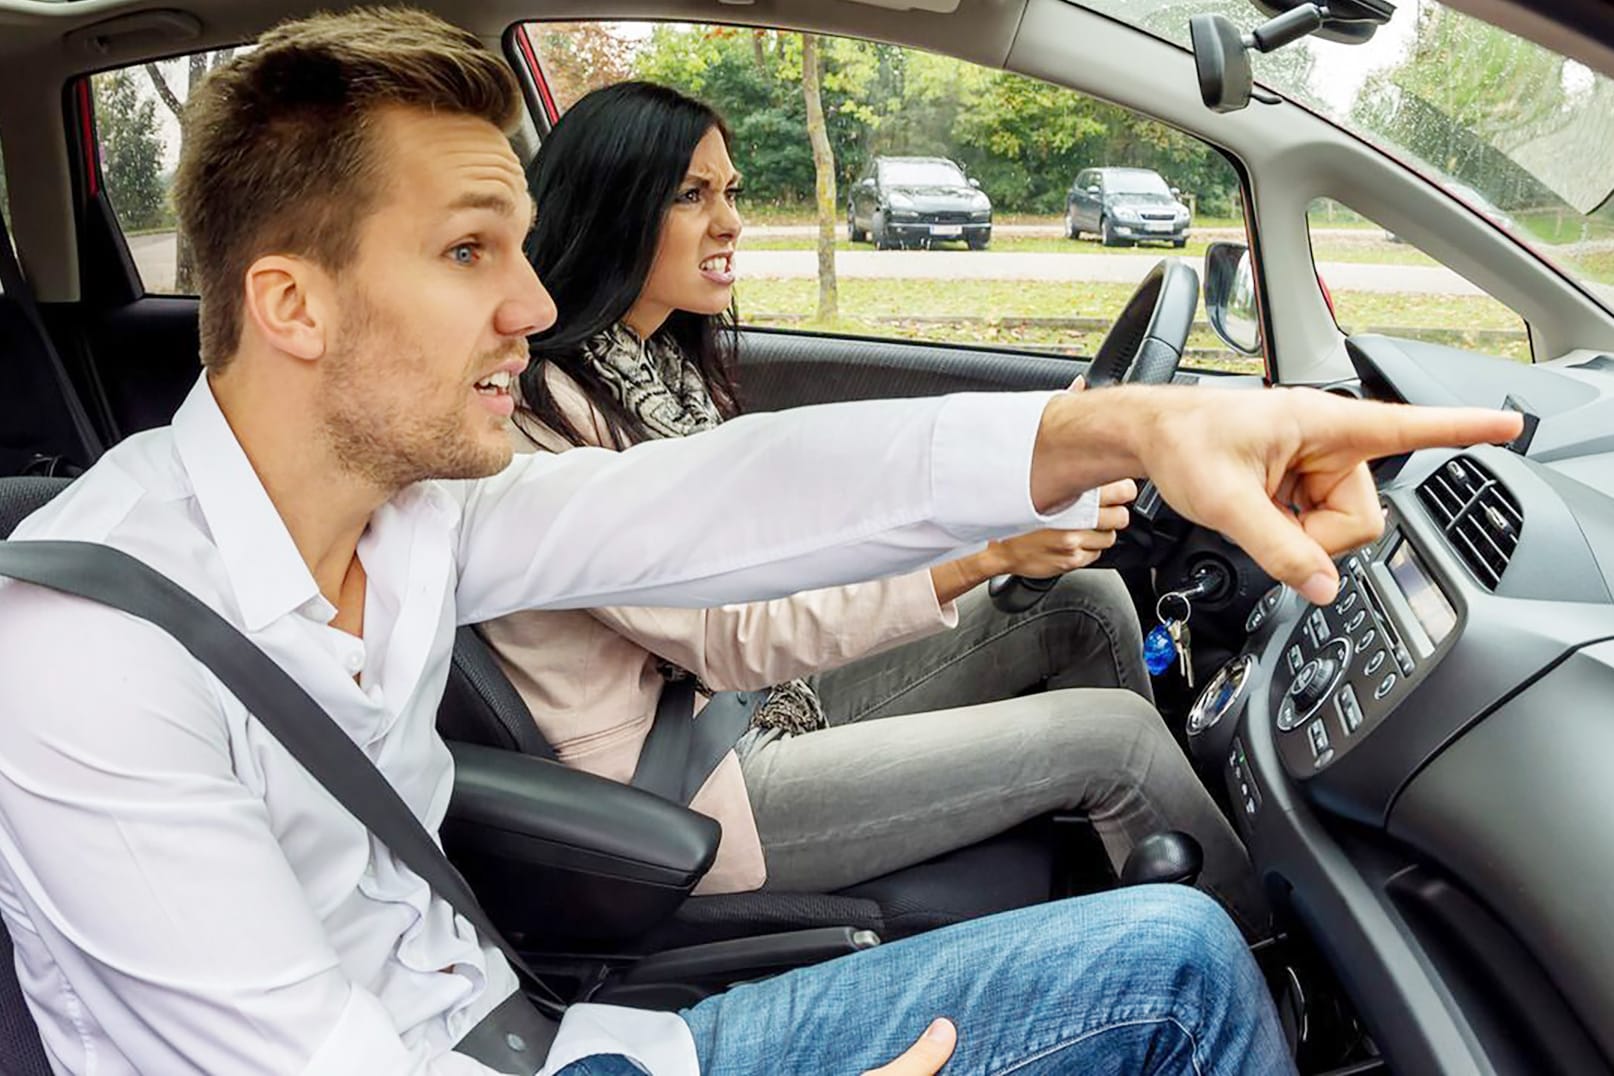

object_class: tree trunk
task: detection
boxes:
[801,34,838,323]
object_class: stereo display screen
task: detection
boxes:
[1387,540,1457,644]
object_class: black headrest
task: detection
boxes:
[0,476,72,538]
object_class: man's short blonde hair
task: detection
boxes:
[173,7,521,369]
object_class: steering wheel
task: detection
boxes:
[1082,258,1202,387]
[989,258,1201,613]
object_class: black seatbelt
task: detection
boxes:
[0,540,565,1027]
[633,680,760,804]
[0,214,104,466]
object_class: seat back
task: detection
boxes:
[0,475,75,1075]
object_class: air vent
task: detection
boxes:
[1417,457,1522,589]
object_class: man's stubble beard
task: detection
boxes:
[317,290,516,492]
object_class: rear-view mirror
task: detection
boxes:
[1203,241,1262,355]
[1189,14,1253,114]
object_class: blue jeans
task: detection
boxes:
[552,887,1291,1075]
[677,886,1293,1075]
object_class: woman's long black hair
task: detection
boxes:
[516,81,742,450]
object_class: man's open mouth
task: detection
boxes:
[474,370,513,397]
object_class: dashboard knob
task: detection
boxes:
[1289,655,1338,711]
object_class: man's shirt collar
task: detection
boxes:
[170,374,323,632]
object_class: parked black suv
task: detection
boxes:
[1065,167,1191,247]
[847,156,992,250]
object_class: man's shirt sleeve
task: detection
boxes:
[450,392,1097,623]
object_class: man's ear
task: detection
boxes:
[242,255,329,362]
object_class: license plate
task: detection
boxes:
[930,225,963,237]
[1146,223,1174,233]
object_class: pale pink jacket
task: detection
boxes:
[478,366,957,893]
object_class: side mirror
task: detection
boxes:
[1203,242,1262,355]
[1171,187,1182,199]
[968,177,981,189]
[1085,185,1100,196]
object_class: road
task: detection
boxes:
[127,231,1481,296]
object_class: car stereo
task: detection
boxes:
[1267,514,1461,776]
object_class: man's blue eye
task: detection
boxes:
[450,243,479,265]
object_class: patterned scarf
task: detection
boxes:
[582,323,828,736]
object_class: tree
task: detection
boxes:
[801,34,838,322]
[145,50,234,292]
[528,22,636,110]
[93,70,167,232]
[1353,1,1571,211]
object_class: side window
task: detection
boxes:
[90,49,242,295]
[527,21,1258,374]
[1307,199,1530,362]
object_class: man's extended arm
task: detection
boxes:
[452,386,1519,622]
[451,392,1094,622]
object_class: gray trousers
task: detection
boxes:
[736,572,1267,935]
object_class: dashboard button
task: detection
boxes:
[1365,650,1386,676]
[1357,628,1377,653]
[1336,684,1363,734]
[1277,696,1299,731]
[1395,646,1414,674]
[1286,645,1304,673]
[1334,590,1358,615]
[1246,604,1268,633]
[1345,610,1367,633]
[1308,718,1331,759]
[1374,672,1398,700]
[1308,609,1331,642]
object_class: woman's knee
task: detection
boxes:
[1040,570,1138,626]
[1042,688,1175,752]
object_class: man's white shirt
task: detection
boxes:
[0,375,1096,1075]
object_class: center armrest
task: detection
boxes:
[442,742,721,948]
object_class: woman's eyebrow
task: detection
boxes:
[682,171,745,188]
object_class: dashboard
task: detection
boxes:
[1185,336,1614,1075]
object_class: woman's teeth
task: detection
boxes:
[700,254,733,274]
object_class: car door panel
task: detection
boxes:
[80,297,202,438]
[734,329,1082,412]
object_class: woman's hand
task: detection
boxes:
[927,478,1135,604]
[862,1019,957,1075]
[983,477,1136,577]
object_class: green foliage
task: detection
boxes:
[1352,6,1569,211]
[626,24,1241,217]
[93,69,168,231]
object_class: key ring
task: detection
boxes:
[1156,591,1192,624]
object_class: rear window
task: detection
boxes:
[91,49,242,294]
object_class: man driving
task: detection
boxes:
[0,9,1521,1075]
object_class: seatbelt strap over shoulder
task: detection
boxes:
[0,540,565,1027]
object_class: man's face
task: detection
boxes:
[317,106,553,490]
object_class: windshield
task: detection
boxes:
[1107,171,1172,196]
[1078,0,1614,309]
[882,160,967,187]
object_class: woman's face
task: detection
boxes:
[626,126,742,337]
